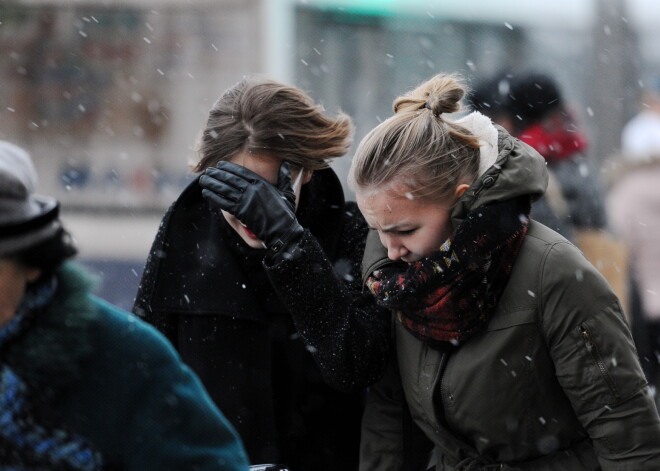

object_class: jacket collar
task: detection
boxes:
[450,126,548,229]
[145,167,347,318]
[4,263,97,397]
[297,167,346,260]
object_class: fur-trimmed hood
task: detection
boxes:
[449,118,548,229]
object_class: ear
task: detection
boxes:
[302,169,314,185]
[454,183,470,199]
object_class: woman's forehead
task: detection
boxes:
[357,179,413,201]
[227,150,302,184]
[356,180,450,217]
[228,151,280,183]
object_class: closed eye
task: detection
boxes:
[367,226,417,236]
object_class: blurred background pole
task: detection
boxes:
[589,0,639,161]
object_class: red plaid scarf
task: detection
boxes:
[366,197,530,347]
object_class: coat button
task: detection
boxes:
[448,394,454,401]
[482,175,496,187]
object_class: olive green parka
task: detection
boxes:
[360,127,660,470]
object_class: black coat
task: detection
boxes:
[133,168,391,470]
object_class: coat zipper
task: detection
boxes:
[579,324,620,400]
[438,351,453,421]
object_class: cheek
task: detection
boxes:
[418,219,453,253]
[0,277,25,322]
[434,219,454,244]
[293,186,303,211]
[221,210,244,235]
[221,210,237,225]
[377,231,388,248]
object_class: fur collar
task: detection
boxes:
[4,262,98,399]
[455,111,499,176]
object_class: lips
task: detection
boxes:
[240,223,259,240]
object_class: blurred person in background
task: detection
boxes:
[608,82,660,406]
[351,72,660,470]
[621,82,660,157]
[504,72,630,318]
[469,73,573,240]
[133,76,391,470]
[0,141,249,470]
[505,72,608,230]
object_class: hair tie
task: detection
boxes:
[424,102,440,118]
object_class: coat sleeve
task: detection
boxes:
[360,347,434,471]
[88,303,250,471]
[539,241,660,470]
[360,352,406,471]
[263,205,392,391]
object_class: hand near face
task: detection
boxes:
[200,161,304,253]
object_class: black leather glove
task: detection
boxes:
[199,161,304,253]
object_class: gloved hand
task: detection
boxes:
[199,161,305,253]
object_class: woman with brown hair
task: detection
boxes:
[133,76,391,470]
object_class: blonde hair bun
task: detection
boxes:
[394,74,466,117]
[349,72,480,202]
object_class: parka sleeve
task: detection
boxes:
[539,241,660,470]
[263,205,392,392]
[360,347,434,471]
[361,353,406,471]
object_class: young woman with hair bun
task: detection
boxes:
[349,73,660,470]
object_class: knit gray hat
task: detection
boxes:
[0,141,61,257]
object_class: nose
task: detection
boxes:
[380,233,409,261]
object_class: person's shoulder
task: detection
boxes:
[343,200,367,225]
[521,220,574,256]
[511,221,571,282]
[89,296,179,361]
[518,222,609,289]
[525,223,617,307]
[524,222,591,269]
[527,219,568,241]
[329,200,368,241]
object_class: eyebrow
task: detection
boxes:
[367,224,414,233]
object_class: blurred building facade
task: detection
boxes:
[1,0,658,307]
[0,0,261,210]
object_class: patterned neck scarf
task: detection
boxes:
[0,276,104,470]
[366,197,530,347]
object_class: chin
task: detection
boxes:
[234,227,265,249]
[241,236,266,250]
[223,211,265,249]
